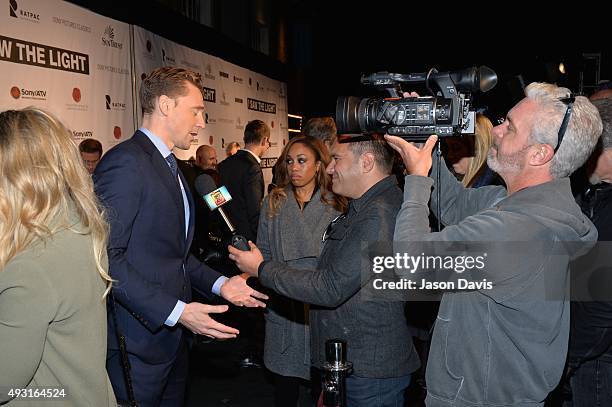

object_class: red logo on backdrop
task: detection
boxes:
[72,88,81,103]
[209,135,213,145]
[283,139,286,146]
[113,126,122,139]
[271,121,275,128]
[10,86,20,99]
[146,40,152,53]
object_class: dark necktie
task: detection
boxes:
[165,153,178,180]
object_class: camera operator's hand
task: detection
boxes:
[403,91,420,98]
[385,134,438,177]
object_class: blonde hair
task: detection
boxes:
[0,108,112,297]
[463,114,494,187]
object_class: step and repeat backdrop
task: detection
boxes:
[0,0,134,151]
[1,0,288,183]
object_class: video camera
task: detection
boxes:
[336,66,497,140]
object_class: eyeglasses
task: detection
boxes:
[321,213,347,243]
[554,94,575,153]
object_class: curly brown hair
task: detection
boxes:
[267,136,347,217]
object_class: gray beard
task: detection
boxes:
[487,149,523,175]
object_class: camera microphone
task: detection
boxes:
[194,174,250,251]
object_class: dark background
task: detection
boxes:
[68,0,610,123]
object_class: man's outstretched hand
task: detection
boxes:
[220,271,268,307]
[178,303,238,338]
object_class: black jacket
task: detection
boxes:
[570,182,612,365]
[217,149,264,243]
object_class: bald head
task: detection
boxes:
[196,144,217,171]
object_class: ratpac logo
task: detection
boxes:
[10,86,20,99]
[102,25,123,49]
[105,94,126,111]
[9,0,39,21]
[72,87,81,103]
[113,126,122,140]
[162,49,175,64]
[9,0,17,17]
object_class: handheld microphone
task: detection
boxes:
[194,174,250,251]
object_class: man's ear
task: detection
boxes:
[530,143,554,167]
[158,95,172,116]
[361,152,375,173]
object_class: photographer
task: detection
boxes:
[386,82,602,406]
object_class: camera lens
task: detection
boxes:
[335,96,363,134]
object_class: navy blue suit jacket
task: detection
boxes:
[95,130,222,364]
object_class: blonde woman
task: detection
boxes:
[0,108,116,406]
[451,114,502,187]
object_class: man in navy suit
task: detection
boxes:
[94,67,267,406]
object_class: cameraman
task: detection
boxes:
[386,82,602,406]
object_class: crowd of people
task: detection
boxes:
[1,65,610,407]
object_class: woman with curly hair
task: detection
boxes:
[259,135,346,406]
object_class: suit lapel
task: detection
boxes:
[179,169,195,255]
[133,132,187,240]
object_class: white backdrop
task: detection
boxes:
[0,0,134,152]
[133,26,288,184]
[1,0,289,185]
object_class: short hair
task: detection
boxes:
[344,135,395,174]
[525,82,603,179]
[302,117,337,144]
[225,141,240,155]
[139,67,203,115]
[592,98,612,150]
[244,120,270,145]
[79,138,103,156]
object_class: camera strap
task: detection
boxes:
[435,141,442,232]
[109,290,138,407]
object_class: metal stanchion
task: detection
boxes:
[322,339,353,407]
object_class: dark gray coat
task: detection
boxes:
[257,188,340,379]
[260,176,420,378]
